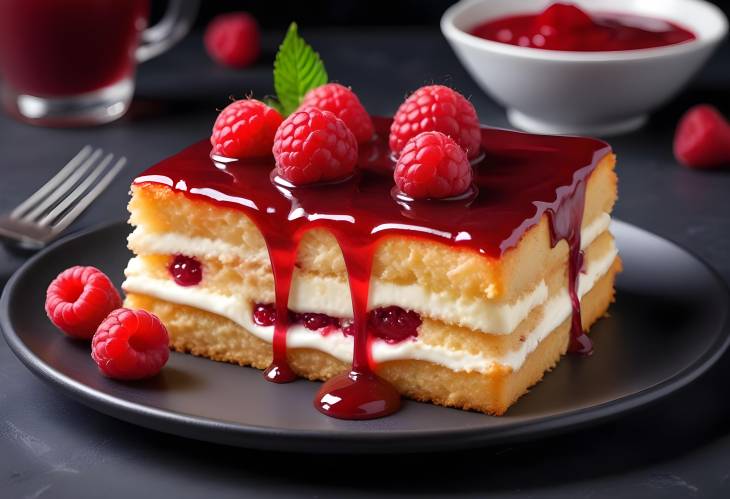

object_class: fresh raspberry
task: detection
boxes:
[45,266,122,340]
[299,83,375,143]
[272,107,358,185]
[393,131,473,199]
[91,308,170,380]
[674,105,730,169]
[204,12,260,69]
[389,85,481,159]
[211,99,283,159]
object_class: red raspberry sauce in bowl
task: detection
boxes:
[470,3,695,52]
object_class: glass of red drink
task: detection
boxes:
[0,0,199,126]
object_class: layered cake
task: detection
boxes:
[118,21,618,419]
[123,111,619,417]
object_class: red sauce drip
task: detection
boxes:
[169,255,202,286]
[135,117,609,419]
[470,3,695,52]
[315,235,401,419]
[261,235,299,383]
[546,181,592,355]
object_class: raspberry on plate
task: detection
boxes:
[211,99,283,159]
[91,308,170,380]
[45,266,122,340]
[299,83,375,144]
[389,85,481,159]
[674,105,730,169]
[393,131,473,200]
[204,12,260,69]
[272,107,358,185]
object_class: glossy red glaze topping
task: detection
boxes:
[169,255,202,287]
[470,3,695,52]
[135,116,609,418]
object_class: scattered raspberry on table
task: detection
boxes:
[394,131,473,200]
[211,99,283,159]
[299,83,375,144]
[390,85,482,159]
[674,105,730,169]
[204,12,260,69]
[273,107,358,185]
[45,266,122,339]
[91,308,170,380]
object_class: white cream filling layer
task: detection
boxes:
[127,212,611,334]
[123,243,618,374]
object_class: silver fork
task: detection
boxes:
[0,146,126,250]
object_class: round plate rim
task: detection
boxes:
[2,219,729,453]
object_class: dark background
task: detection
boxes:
[159,0,730,27]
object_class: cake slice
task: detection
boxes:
[122,116,619,416]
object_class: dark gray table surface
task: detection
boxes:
[1,29,730,499]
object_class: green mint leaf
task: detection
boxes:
[274,23,328,115]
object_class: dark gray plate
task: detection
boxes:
[1,220,729,453]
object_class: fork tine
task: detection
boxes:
[11,145,93,218]
[21,148,103,223]
[38,153,115,227]
[51,157,126,234]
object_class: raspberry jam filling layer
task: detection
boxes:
[122,244,618,374]
[253,303,422,344]
[470,3,695,52]
[135,117,610,419]
[168,255,202,286]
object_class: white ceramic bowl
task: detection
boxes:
[441,0,728,136]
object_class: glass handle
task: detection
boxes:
[136,0,200,63]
